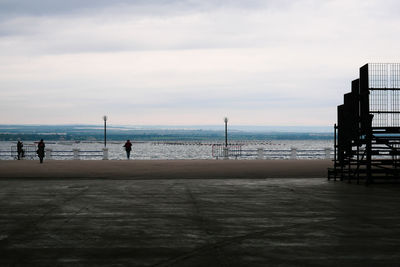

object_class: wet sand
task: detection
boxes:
[0,159,332,179]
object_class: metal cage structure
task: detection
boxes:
[329,63,400,184]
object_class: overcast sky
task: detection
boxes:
[0,0,399,126]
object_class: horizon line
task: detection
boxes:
[0,123,333,127]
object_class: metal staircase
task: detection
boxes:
[328,63,400,184]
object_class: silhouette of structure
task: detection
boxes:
[329,63,400,184]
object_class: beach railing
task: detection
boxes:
[213,147,333,160]
[7,145,37,160]
[1,144,333,160]
[212,144,243,159]
[4,146,106,160]
[48,148,106,160]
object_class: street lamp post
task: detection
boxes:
[103,115,108,147]
[224,117,228,147]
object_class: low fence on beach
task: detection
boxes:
[212,144,333,160]
[1,146,107,160]
[1,144,37,160]
[212,144,243,159]
[0,143,333,160]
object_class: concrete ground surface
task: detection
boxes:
[0,176,399,266]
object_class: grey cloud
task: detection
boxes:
[1,0,398,125]
[0,0,141,17]
[0,0,295,51]
[105,92,316,110]
[0,0,294,19]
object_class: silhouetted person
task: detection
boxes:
[17,140,24,160]
[123,140,132,159]
[37,139,45,163]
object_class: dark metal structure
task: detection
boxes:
[103,115,107,147]
[329,63,400,184]
[224,117,228,147]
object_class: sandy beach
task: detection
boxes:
[0,159,332,179]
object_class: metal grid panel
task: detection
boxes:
[368,63,400,88]
[370,90,400,127]
[369,63,400,127]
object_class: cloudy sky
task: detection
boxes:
[0,0,399,126]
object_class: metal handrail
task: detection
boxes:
[1,147,104,160]
[212,145,333,159]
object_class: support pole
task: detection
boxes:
[257,148,264,160]
[334,124,337,181]
[224,117,228,147]
[324,148,331,159]
[73,148,80,160]
[366,115,373,185]
[103,148,109,160]
[46,148,52,160]
[103,115,108,148]
[290,147,297,160]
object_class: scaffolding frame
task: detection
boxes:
[329,63,400,184]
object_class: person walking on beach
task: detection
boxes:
[123,140,132,159]
[37,139,45,163]
[17,140,24,160]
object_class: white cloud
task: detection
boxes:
[0,0,400,125]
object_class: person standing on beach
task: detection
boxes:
[123,140,132,159]
[17,140,24,160]
[37,139,45,163]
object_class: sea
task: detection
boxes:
[0,140,334,160]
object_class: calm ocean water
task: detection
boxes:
[0,140,333,160]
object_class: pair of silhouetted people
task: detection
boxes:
[18,139,136,161]
[123,140,132,159]
[17,140,24,160]
[37,139,45,163]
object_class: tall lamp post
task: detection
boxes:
[103,115,108,147]
[224,117,228,147]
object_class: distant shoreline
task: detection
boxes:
[0,124,333,141]
[0,133,333,142]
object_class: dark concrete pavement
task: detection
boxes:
[0,178,399,266]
